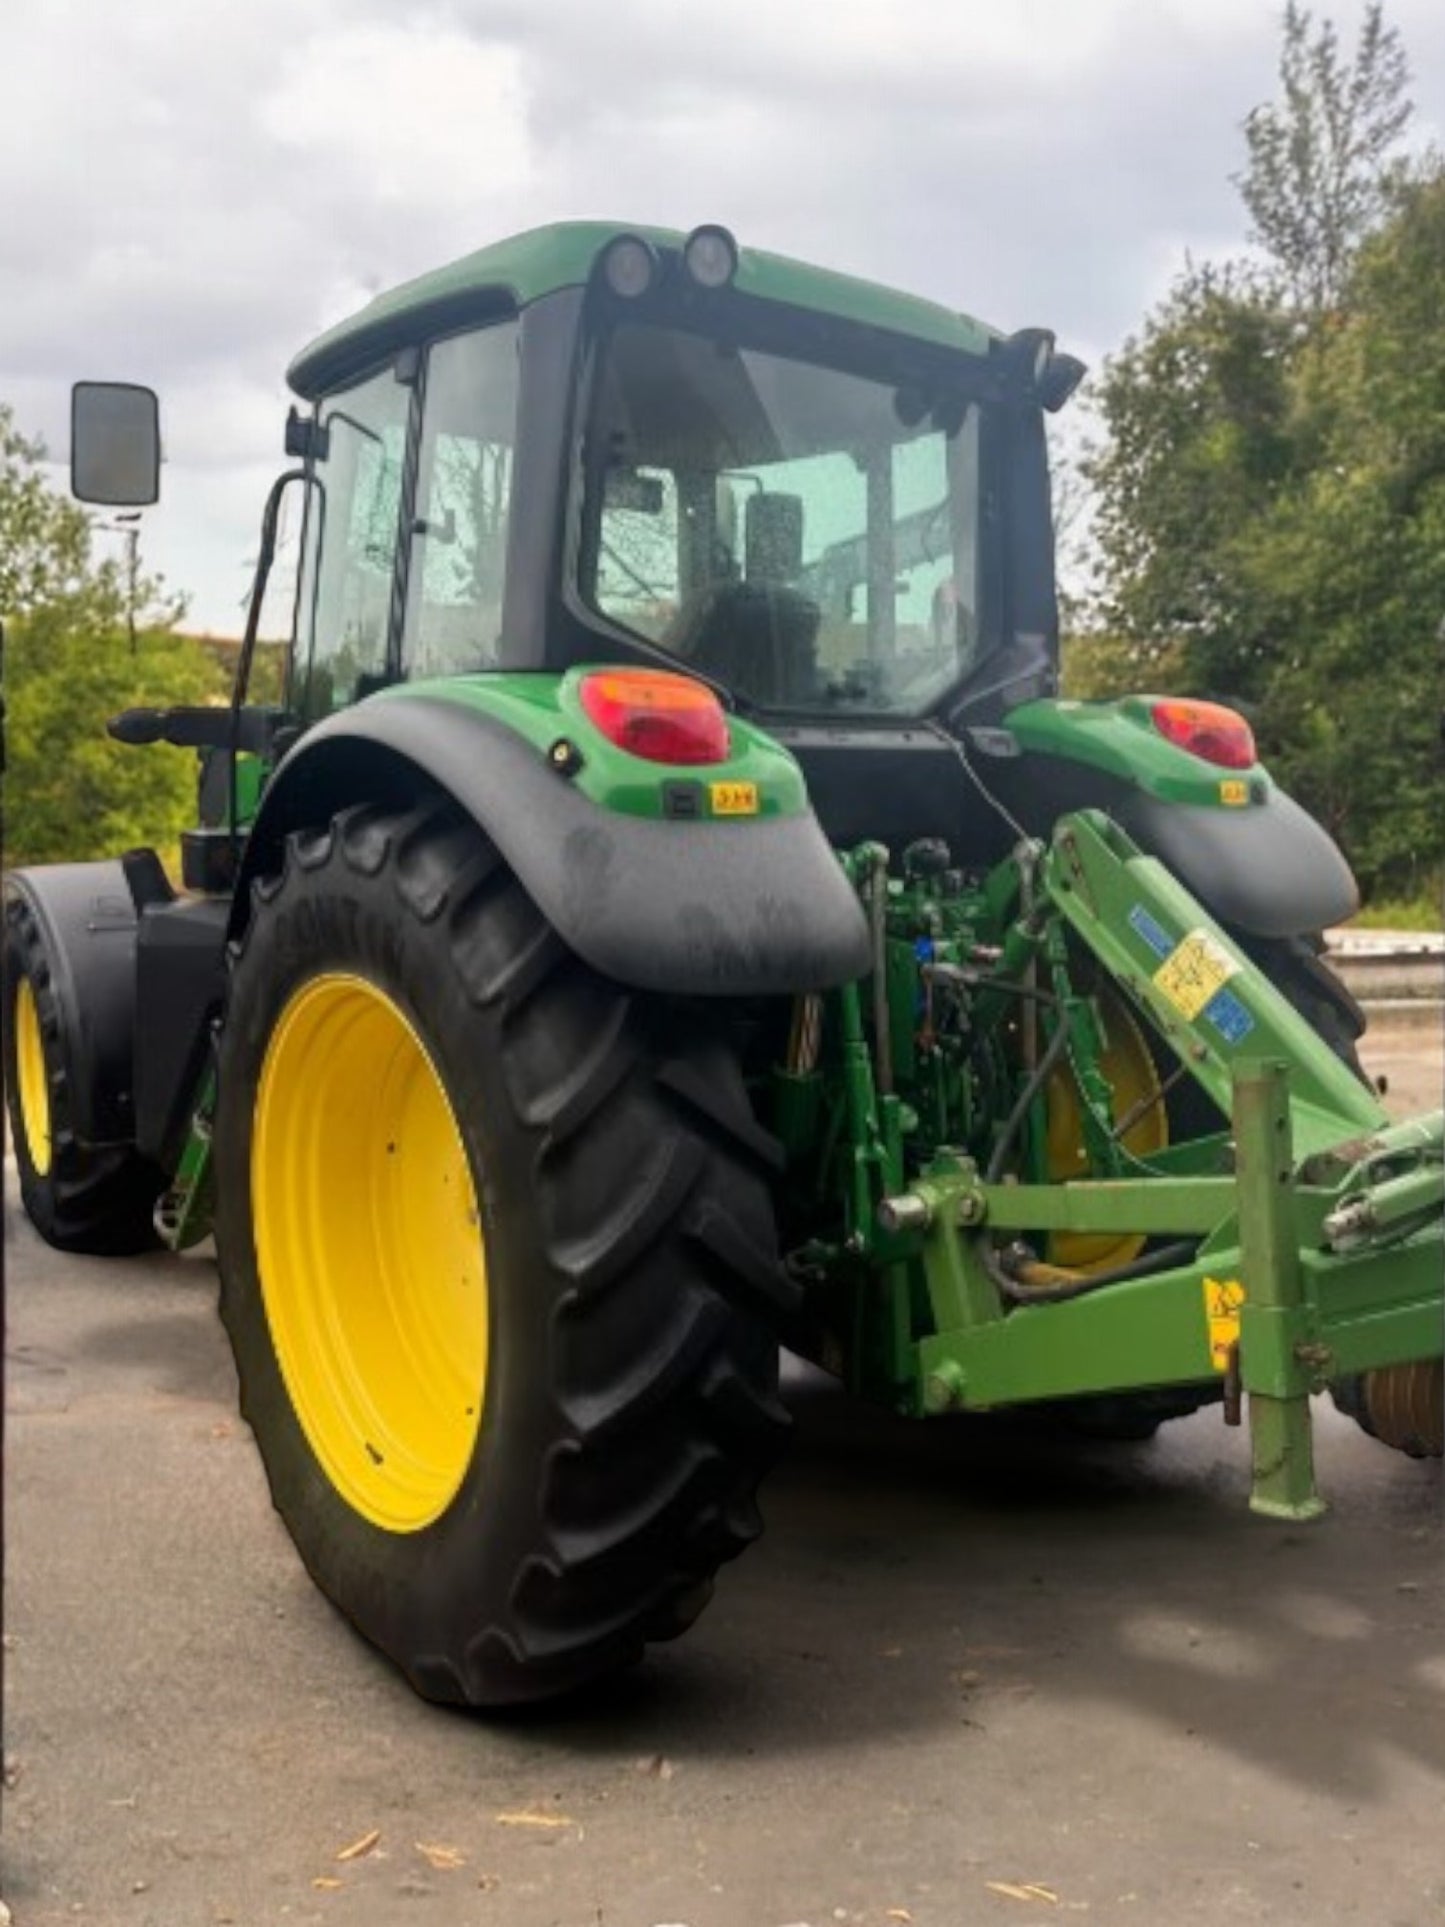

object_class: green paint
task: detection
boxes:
[1233,1062,1326,1520]
[786,813,1438,1464]
[1044,811,1384,1156]
[911,1160,1439,1418]
[908,1151,1002,1341]
[233,754,265,827]
[1306,1235,1440,1374]
[371,669,808,820]
[290,220,995,399]
[917,1259,1220,1405]
[1007,696,1267,806]
[981,1177,1238,1236]
[154,1076,216,1253]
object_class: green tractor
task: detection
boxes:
[7,222,1441,1706]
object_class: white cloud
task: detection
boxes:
[259,25,532,206]
[3,0,1442,631]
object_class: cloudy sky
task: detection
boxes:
[5,0,1442,634]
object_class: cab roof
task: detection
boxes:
[288,220,997,399]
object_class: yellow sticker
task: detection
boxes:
[1219,778,1249,807]
[710,780,759,816]
[1153,927,1238,1020]
[1202,1276,1246,1370]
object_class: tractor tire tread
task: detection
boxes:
[217,793,787,1705]
[4,894,162,1256]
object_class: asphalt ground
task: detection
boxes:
[3,1025,1441,1927]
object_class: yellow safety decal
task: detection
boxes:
[1203,1276,1246,1370]
[1218,778,1249,807]
[710,780,759,816]
[1153,927,1239,1020]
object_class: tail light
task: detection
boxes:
[1150,698,1256,770]
[579,668,731,766]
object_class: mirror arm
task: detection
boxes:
[229,468,309,840]
[108,705,283,754]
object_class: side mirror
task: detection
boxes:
[1039,353,1087,413]
[70,381,161,506]
[995,331,1088,414]
[745,492,804,583]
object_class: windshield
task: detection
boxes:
[578,319,986,717]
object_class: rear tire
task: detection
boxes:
[213,798,792,1706]
[1245,933,1366,1078]
[4,896,162,1255]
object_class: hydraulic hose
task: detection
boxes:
[985,1016,1071,1183]
[980,1237,1200,1306]
[977,1004,1197,1304]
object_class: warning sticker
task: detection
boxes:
[710,780,759,816]
[1153,928,1239,1021]
[1218,778,1249,807]
[1202,1276,1246,1371]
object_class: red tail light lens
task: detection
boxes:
[1150,698,1256,771]
[579,668,731,766]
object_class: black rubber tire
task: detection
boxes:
[212,797,793,1706]
[3,896,163,1255]
[1244,933,1367,1080]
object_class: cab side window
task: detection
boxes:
[594,466,681,642]
[297,362,411,717]
[402,322,521,679]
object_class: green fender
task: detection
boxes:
[233,677,871,997]
[1004,697,1359,939]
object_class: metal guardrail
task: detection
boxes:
[1325,932,1444,1021]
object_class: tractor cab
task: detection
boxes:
[269,222,1079,860]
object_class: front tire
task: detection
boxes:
[213,798,792,1705]
[4,896,162,1255]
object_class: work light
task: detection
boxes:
[682,224,739,289]
[599,233,658,299]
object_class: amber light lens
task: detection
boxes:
[1150,698,1256,771]
[579,669,731,766]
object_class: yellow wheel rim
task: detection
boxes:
[15,977,53,1177]
[1045,985,1167,1273]
[252,973,489,1533]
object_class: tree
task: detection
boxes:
[2,403,211,866]
[0,405,95,615]
[5,613,228,866]
[1082,6,1442,907]
[1236,2,1412,314]
[1236,173,1445,897]
[1082,264,1297,700]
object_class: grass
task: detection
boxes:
[1349,894,1443,933]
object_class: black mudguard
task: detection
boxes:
[235,697,872,997]
[1113,786,1359,940]
[4,863,140,1146]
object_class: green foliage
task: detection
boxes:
[1,405,95,615]
[1083,7,1442,910]
[5,614,228,867]
[1236,2,1412,314]
[1084,267,1298,704]
[1349,894,1442,932]
[3,403,211,867]
[1060,629,1186,701]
